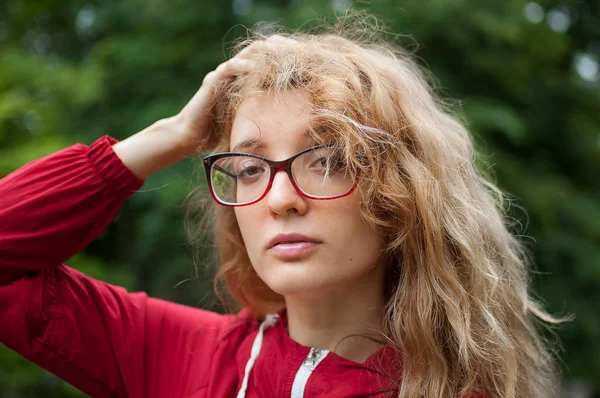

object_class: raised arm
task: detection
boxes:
[0,45,265,397]
[0,126,230,397]
[0,56,247,284]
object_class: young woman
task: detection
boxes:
[0,18,562,398]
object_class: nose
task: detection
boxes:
[266,169,308,216]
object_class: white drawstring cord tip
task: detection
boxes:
[236,313,279,398]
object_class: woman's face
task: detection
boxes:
[230,90,384,299]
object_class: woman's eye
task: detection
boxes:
[312,155,346,172]
[236,162,265,178]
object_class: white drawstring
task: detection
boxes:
[236,313,280,398]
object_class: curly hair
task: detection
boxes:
[184,13,566,398]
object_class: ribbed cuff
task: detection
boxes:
[87,135,144,194]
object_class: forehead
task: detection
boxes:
[229,91,314,154]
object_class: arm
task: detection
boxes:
[0,34,289,282]
[0,44,269,396]
[0,133,145,396]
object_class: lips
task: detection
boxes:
[267,233,321,249]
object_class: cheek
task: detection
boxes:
[324,203,382,262]
[234,207,262,253]
[234,208,250,239]
[338,222,381,262]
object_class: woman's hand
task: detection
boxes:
[112,35,294,180]
[172,56,251,158]
[173,35,295,157]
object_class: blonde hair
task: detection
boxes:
[185,13,567,398]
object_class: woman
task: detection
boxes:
[0,16,562,398]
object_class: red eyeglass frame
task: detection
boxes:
[202,144,361,207]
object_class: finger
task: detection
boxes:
[202,70,217,84]
[236,41,269,59]
[214,58,252,78]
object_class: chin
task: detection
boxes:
[257,262,338,298]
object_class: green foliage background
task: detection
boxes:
[1,0,599,396]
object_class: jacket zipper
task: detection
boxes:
[290,347,330,398]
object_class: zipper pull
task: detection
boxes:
[305,347,322,366]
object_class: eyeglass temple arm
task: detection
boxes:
[212,164,238,179]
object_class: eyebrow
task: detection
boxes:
[230,131,317,153]
[231,138,265,153]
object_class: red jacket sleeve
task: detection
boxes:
[0,135,143,279]
[0,136,233,397]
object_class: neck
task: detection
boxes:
[284,265,387,364]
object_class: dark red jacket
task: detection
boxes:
[0,136,403,397]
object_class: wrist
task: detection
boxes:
[112,118,190,180]
[151,116,190,157]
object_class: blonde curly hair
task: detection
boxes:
[185,13,566,398]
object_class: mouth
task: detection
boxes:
[267,233,321,249]
[267,240,321,259]
[266,233,322,259]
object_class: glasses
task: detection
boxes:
[203,144,359,207]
